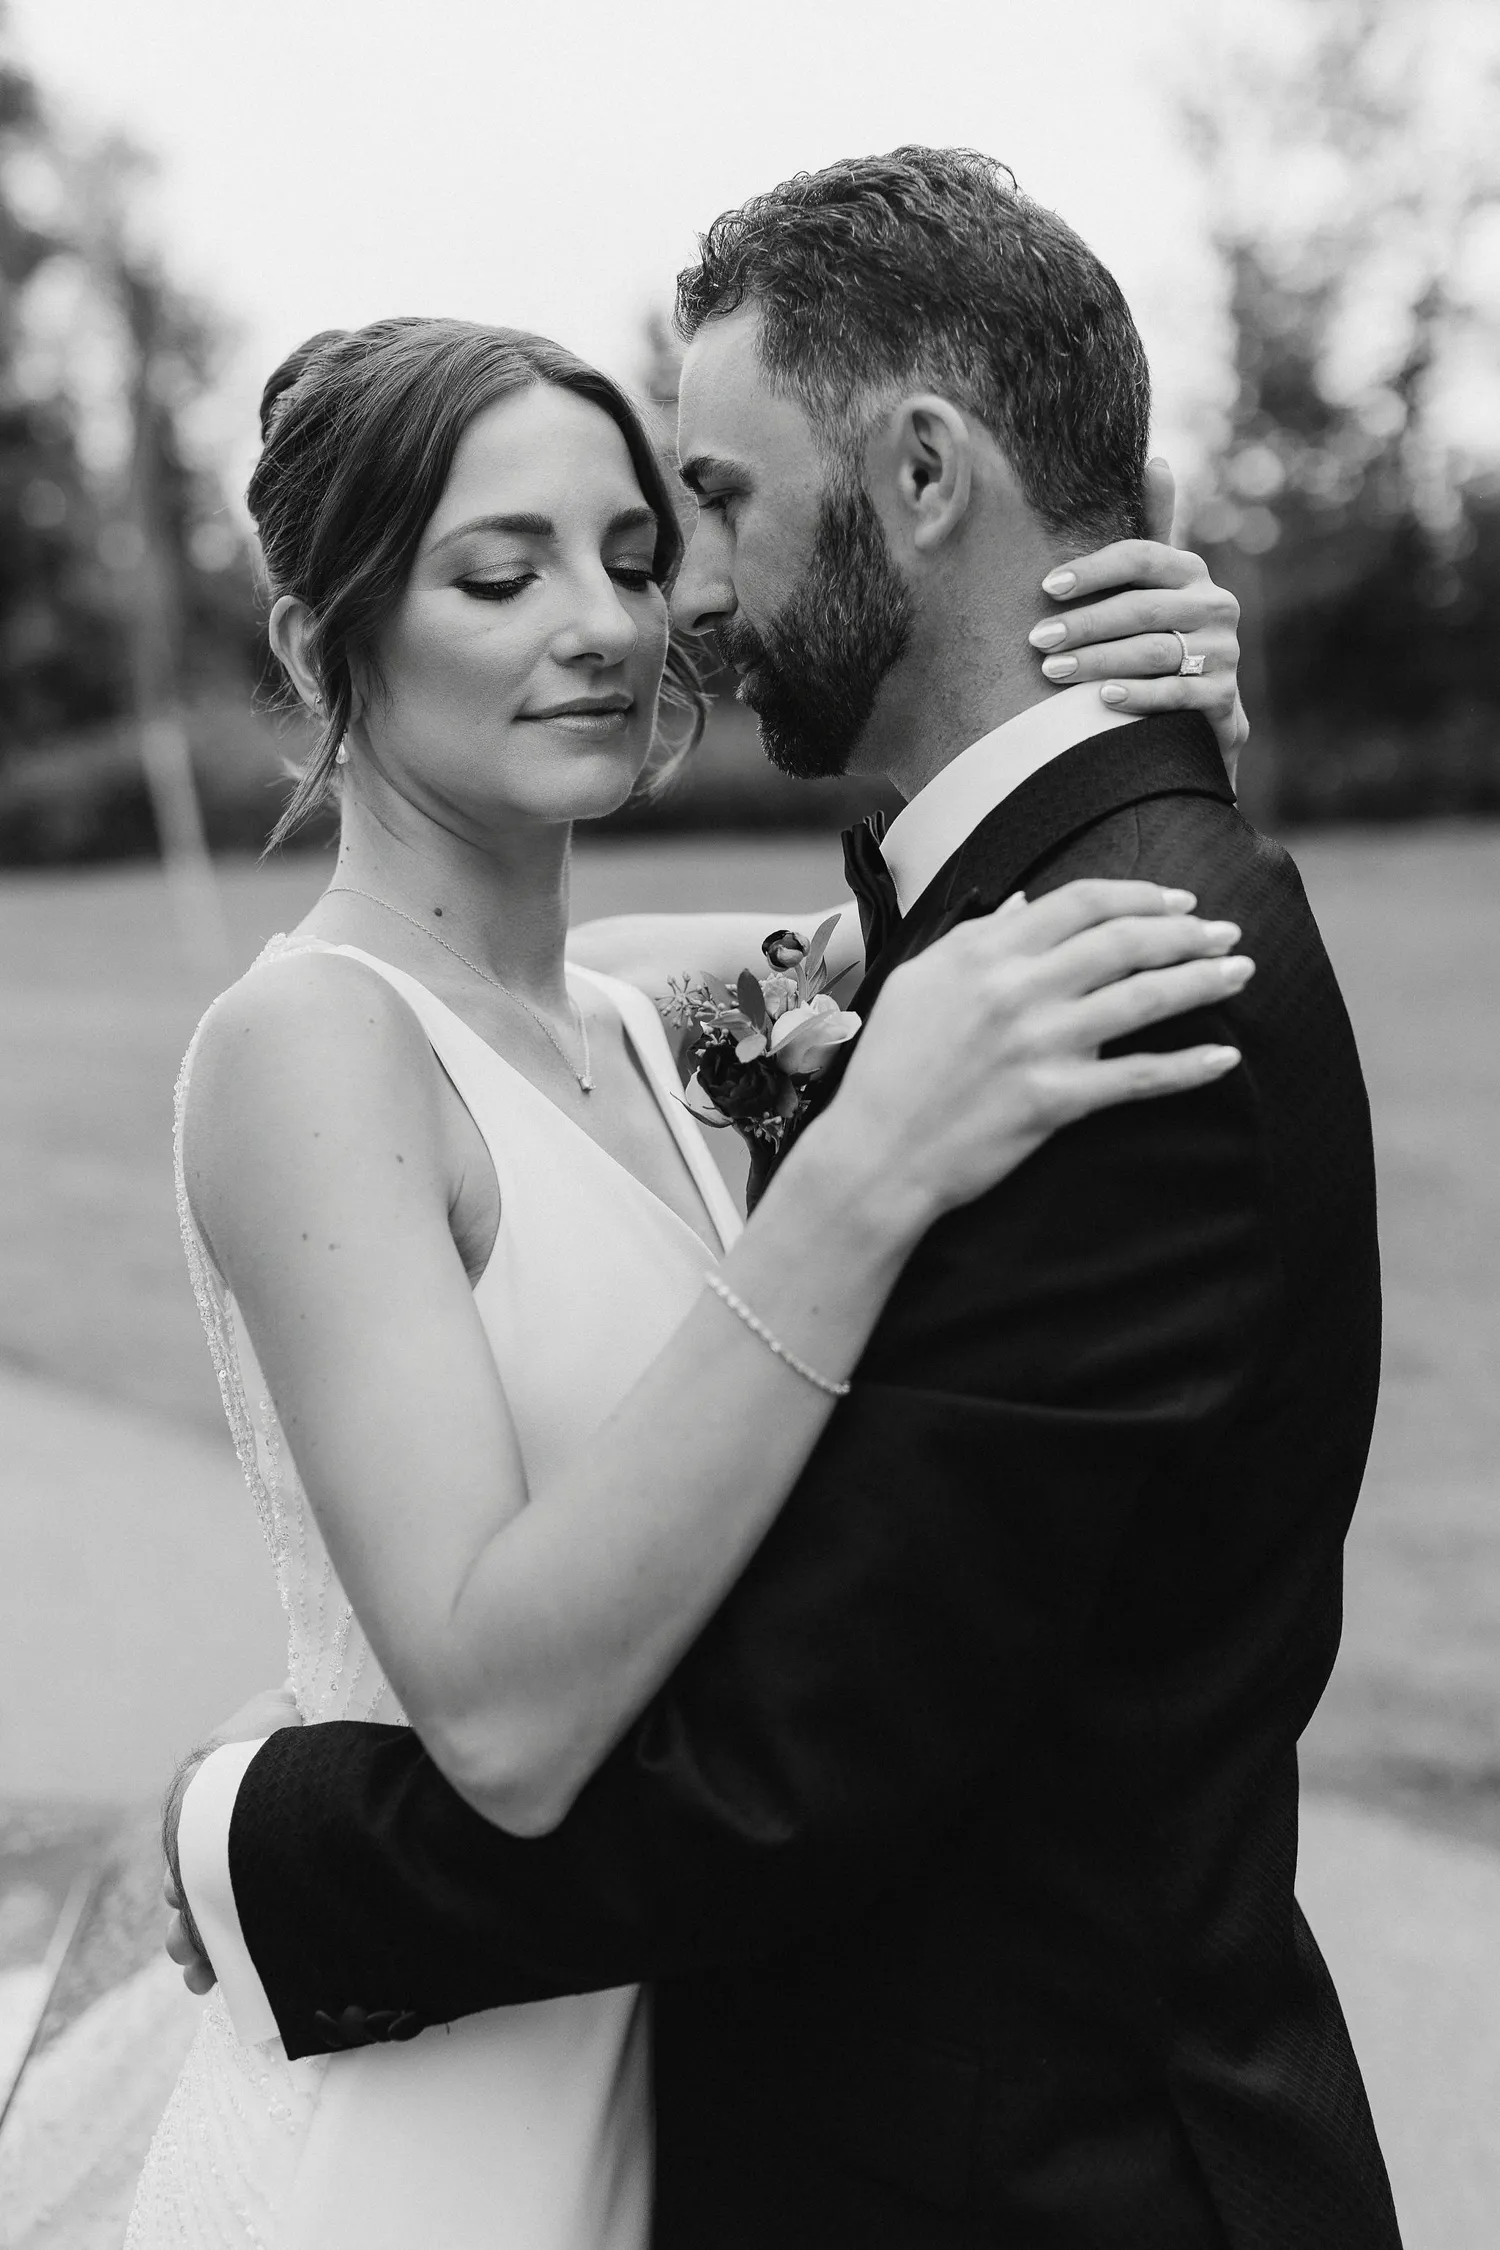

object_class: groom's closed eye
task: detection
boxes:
[679,455,751,509]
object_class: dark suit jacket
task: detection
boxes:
[225,714,1400,2248]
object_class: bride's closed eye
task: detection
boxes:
[457,564,661,604]
[458,575,534,603]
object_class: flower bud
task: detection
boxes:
[761,929,808,971]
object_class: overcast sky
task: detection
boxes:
[13,0,1496,516]
[11,0,1240,495]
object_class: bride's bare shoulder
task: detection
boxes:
[181,946,444,1189]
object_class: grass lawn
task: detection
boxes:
[1,826,1497,1843]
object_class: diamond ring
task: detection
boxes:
[1174,630,1206,677]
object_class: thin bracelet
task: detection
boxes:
[703,1272,852,1400]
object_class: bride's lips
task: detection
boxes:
[521,695,635,736]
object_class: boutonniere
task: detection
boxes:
[664,917,861,1188]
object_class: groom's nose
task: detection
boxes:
[669,516,735,638]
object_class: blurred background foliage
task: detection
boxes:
[0,0,1495,865]
[1185,0,1500,825]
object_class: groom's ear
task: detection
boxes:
[867,394,975,556]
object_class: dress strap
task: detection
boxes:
[571,965,744,1251]
[276,941,530,1193]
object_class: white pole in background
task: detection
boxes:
[116,221,229,973]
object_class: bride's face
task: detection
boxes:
[351,384,670,831]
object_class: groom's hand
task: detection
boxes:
[1028,458,1249,780]
[162,1682,305,1995]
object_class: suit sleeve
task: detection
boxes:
[233,1013,1276,2059]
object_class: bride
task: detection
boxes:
[18,316,1253,2249]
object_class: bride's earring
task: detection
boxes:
[335,743,349,766]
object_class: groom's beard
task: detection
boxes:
[717,481,914,781]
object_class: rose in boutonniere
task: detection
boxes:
[693,1034,800,1126]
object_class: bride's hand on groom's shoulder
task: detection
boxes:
[825,880,1253,1226]
[1027,459,1248,779]
[161,1681,305,1995]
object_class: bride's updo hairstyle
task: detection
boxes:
[248,316,704,850]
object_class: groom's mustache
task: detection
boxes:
[711,615,773,708]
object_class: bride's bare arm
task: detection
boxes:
[185,885,1250,1838]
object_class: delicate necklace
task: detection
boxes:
[326,885,593,1093]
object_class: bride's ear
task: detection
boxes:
[268,595,323,714]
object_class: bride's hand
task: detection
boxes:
[820,879,1251,1227]
[161,1681,305,1994]
[1026,460,1247,779]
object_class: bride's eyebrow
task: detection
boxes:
[429,505,658,551]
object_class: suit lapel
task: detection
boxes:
[852,712,1232,1018]
[780,714,1233,1159]
[937,710,1233,919]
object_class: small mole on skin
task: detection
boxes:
[301,1232,308,1241]
[433,907,443,917]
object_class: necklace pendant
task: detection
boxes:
[579,1075,594,1094]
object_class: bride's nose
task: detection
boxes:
[554,566,640,667]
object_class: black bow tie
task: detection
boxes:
[841,813,901,968]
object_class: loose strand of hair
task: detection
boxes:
[261,687,349,856]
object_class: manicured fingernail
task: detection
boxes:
[1162,888,1196,909]
[1205,921,1241,942]
[999,888,1028,912]
[1101,683,1128,705]
[1041,654,1078,680]
[1219,955,1255,982]
[1042,568,1076,597]
[1206,1047,1241,1069]
[1028,619,1068,649]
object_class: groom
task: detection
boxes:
[170,150,1399,2246]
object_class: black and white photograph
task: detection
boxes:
[0,0,1496,2243]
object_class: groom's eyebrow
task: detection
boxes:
[677,454,747,498]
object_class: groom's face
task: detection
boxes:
[674,305,913,779]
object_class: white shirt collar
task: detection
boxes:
[879,685,1136,917]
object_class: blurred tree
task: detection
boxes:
[0,38,126,749]
[1185,0,1500,823]
[0,11,263,876]
[78,137,231,946]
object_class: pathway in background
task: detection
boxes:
[1298,1797,1500,2249]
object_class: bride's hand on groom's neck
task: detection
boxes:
[1026,457,1249,783]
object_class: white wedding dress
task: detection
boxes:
[102,935,742,2249]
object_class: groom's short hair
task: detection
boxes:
[677,147,1150,547]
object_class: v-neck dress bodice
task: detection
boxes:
[124,937,743,2250]
[325,945,741,1496]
